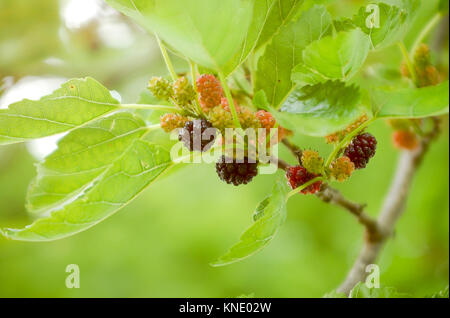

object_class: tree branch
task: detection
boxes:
[336,119,440,295]
[282,138,302,162]
[277,158,290,171]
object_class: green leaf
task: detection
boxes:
[253,89,272,110]
[333,18,356,32]
[254,0,306,51]
[26,112,148,214]
[253,197,270,221]
[0,77,120,145]
[1,140,172,241]
[349,282,410,298]
[212,178,290,266]
[352,0,420,50]
[273,81,365,137]
[373,80,449,118]
[222,0,277,75]
[105,0,254,71]
[292,28,371,86]
[254,5,332,108]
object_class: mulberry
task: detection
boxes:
[208,106,234,135]
[286,166,322,195]
[148,77,173,101]
[196,74,223,111]
[173,77,196,107]
[301,150,324,175]
[178,119,217,152]
[160,113,188,133]
[216,156,258,186]
[344,133,377,169]
[330,156,355,182]
[392,130,420,151]
[239,107,261,130]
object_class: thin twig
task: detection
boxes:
[155,35,178,81]
[281,138,302,162]
[276,158,290,171]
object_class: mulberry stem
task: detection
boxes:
[398,42,418,86]
[189,60,204,117]
[120,104,182,113]
[286,177,325,199]
[155,35,178,81]
[410,13,443,59]
[218,71,242,129]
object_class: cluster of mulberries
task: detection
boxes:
[152,73,296,187]
[149,76,197,114]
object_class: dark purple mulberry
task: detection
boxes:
[215,156,258,186]
[178,119,217,152]
[344,133,377,169]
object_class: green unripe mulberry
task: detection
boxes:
[208,106,234,135]
[148,77,173,101]
[301,150,324,175]
[173,77,196,107]
[330,156,355,182]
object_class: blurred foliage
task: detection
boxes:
[0,0,60,77]
[0,0,448,297]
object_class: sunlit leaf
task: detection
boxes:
[222,0,277,75]
[0,78,120,145]
[292,28,370,86]
[1,140,173,241]
[254,0,306,51]
[26,112,148,214]
[254,5,332,108]
[352,0,420,49]
[105,0,254,71]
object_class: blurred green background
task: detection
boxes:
[0,0,448,297]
